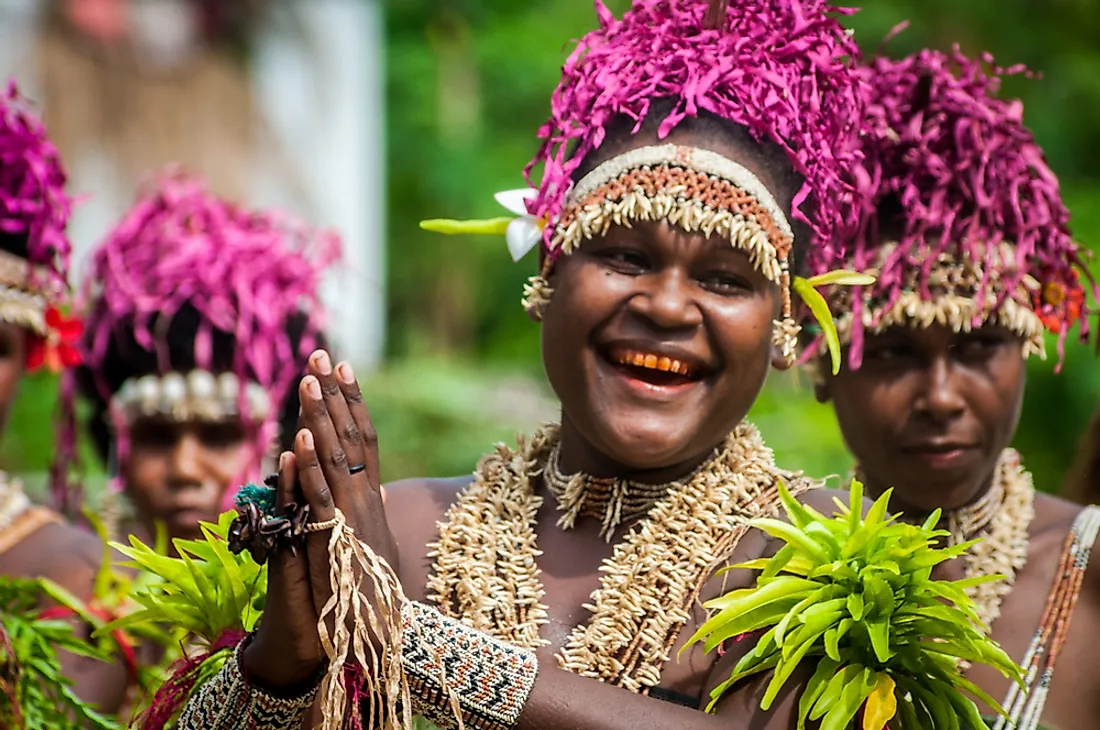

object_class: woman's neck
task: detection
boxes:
[555,415,727,485]
[861,468,998,521]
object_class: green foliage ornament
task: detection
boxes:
[0,577,121,730]
[684,481,1024,730]
[97,511,267,728]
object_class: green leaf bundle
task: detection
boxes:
[685,481,1024,730]
[0,577,121,730]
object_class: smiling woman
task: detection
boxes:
[159,0,882,728]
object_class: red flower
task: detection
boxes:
[26,306,83,373]
[1032,270,1086,335]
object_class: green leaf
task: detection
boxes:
[803,271,877,288]
[798,657,842,729]
[419,217,513,235]
[793,276,843,375]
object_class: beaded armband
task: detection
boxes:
[402,601,538,730]
[175,638,320,730]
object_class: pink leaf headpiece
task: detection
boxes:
[0,79,72,294]
[524,0,868,276]
[825,45,1097,368]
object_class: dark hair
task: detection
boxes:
[573,98,811,271]
[0,232,30,260]
[74,302,324,462]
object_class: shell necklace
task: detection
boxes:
[427,421,815,693]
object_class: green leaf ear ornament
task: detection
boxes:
[683,481,1024,730]
[792,271,875,375]
[420,189,546,262]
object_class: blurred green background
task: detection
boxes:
[6,0,1100,495]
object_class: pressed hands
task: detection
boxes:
[243,350,397,689]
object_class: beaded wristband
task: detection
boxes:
[402,601,539,730]
[175,638,320,730]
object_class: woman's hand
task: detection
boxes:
[241,451,325,687]
[242,350,398,689]
[294,350,399,617]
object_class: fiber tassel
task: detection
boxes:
[315,509,414,730]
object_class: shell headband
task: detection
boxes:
[109,370,272,427]
[424,143,870,370]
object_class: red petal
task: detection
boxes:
[57,318,83,342]
[25,337,46,371]
[44,307,62,329]
[60,344,82,367]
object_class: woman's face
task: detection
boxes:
[820,323,1026,511]
[540,130,789,473]
[0,323,26,439]
[123,416,248,540]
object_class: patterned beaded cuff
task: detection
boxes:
[402,601,538,730]
[175,638,320,730]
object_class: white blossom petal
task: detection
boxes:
[506,217,542,262]
[494,188,538,216]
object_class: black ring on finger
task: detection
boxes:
[348,463,366,475]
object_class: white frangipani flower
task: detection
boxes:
[494,188,544,262]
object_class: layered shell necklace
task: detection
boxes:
[427,421,814,694]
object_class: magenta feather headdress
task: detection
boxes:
[0,79,72,291]
[825,45,1096,368]
[524,0,867,275]
[52,169,339,514]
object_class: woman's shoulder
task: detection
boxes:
[1,515,102,598]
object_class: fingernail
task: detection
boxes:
[278,452,288,470]
[313,350,332,375]
[337,362,354,384]
[305,376,321,400]
[301,430,314,449]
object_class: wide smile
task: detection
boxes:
[599,345,711,397]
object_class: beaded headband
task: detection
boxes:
[0,249,49,335]
[109,370,272,427]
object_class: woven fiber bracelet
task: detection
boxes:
[401,601,539,730]
[174,637,321,730]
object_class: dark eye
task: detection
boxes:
[594,248,650,275]
[196,421,246,448]
[699,271,752,296]
[131,420,179,450]
[864,343,916,364]
[954,333,1009,360]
